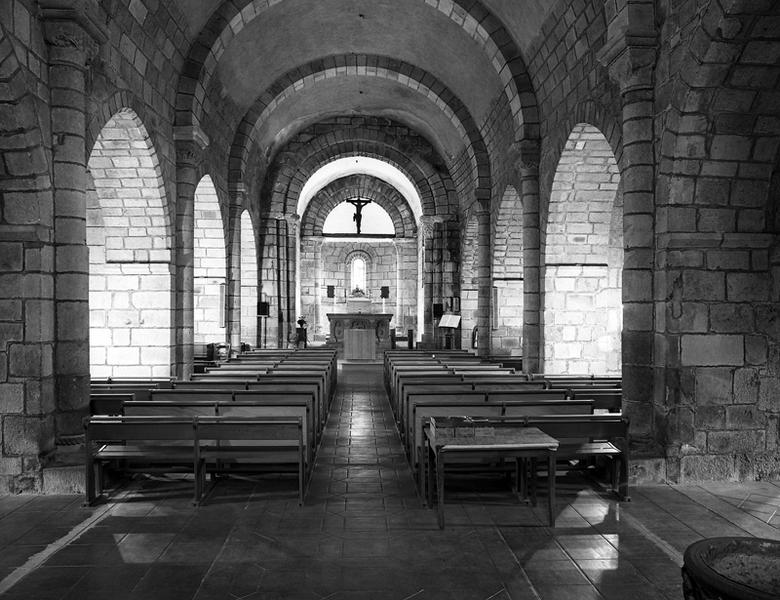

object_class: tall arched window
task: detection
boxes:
[351,257,366,292]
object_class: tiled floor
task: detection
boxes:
[1,363,779,599]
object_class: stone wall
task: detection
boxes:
[300,238,417,339]
[240,210,258,347]
[193,176,227,346]
[542,123,622,375]
[492,185,524,354]
[86,109,173,378]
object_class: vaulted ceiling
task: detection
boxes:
[170,0,554,216]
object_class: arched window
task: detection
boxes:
[351,257,366,292]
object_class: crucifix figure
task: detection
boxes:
[347,198,372,234]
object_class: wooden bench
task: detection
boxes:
[83,415,306,506]
[524,414,630,501]
[90,392,134,415]
[569,388,623,413]
[408,398,594,494]
[195,416,305,506]
[403,389,571,447]
[84,415,199,505]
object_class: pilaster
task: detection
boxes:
[517,141,541,373]
[173,129,209,378]
[42,0,107,440]
[598,0,659,456]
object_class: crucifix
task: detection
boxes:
[347,198,372,234]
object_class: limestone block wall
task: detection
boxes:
[300,239,417,338]
[492,281,523,354]
[88,263,172,378]
[240,211,258,347]
[193,177,227,346]
[543,265,621,374]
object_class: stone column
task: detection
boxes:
[42,1,107,441]
[173,126,209,379]
[598,0,658,460]
[475,197,492,356]
[518,142,541,373]
[419,216,439,346]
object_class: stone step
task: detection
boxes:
[42,443,86,494]
[42,464,85,495]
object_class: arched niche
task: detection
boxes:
[240,210,258,346]
[86,108,172,378]
[543,123,623,375]
[193,175,228,345]
[492,185,524,355]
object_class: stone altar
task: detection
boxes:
[326,313,393,359]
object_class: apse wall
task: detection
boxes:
[299,239,417,340]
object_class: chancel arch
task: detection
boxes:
[86,108,173,378]
[543,123,623,375]
[298,160,422,342]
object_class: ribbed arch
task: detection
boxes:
[260,126,457,221]
[228,55,487,196]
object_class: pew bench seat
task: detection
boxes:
[84,415,306,506]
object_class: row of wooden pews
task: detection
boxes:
[383,350,630,525]
[85,348,337,506]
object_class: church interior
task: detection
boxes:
[1,0,780,598]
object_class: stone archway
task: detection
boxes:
[87,108,173,378]
[193,175,227,346]
[492,185,524,355]
[240,210,258,347]
[543,123,622,375]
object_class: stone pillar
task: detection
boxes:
[173,126,209,379]
[475,197,492,356]
[518,142,541,373]
[226,202,242,352]
[419,216,440,345]
[598,0,659,461]
[42,1,107,441]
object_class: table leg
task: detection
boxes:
[530,457,538,507]
[436,451,445,529]
[423,440,432,507]
[547,452,556,527]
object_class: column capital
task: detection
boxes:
[174,126,209,171]
[474,196,490,216]
[418,215,443,238]
[514,139,541,175]
[174,125,210,150]
[41,0,108,60]
[596,0,657,92]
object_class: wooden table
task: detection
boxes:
[423,425,559,529]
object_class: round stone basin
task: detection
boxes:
[682,537,780,600]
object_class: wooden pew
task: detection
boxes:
[402,389,572,447]
[118,396,315,469]
[569,388,623,413]
[84,415,307,506]
[195,416,305,505]
[410,399,594,496]
[90,393,134,415]
[524,414,630,500]
[84,415,199,505]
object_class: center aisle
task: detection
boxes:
[0,362,685,600]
